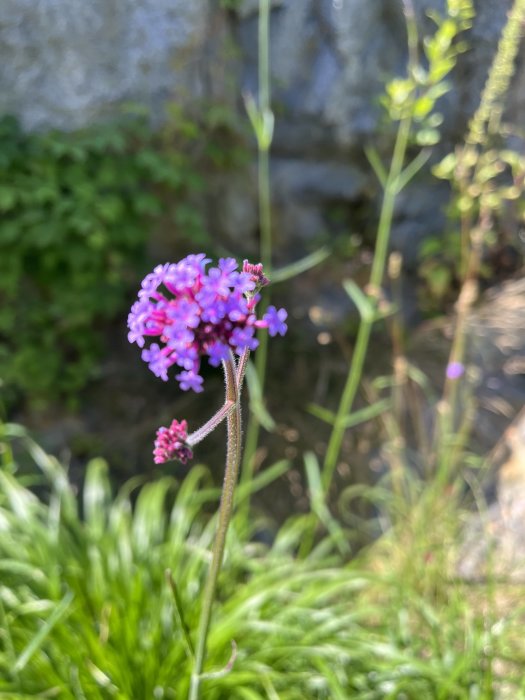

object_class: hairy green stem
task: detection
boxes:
[187,400,235,447]
[189,353,242,700]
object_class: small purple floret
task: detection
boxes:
[446,361,465,380]
[176,370,204,393]
[207,341,231,367]
[263,305,288,337]
[141,343,171,381]
[230,326,259,352]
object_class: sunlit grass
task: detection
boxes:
[1,424,525,699]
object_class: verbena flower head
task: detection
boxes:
[128,255,287,393]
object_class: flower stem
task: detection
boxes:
[187,400,236,447]
[189,352,242,700]
[187,347,252,449]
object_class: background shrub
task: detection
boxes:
[0,106,244,409]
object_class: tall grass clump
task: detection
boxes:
[2,424,525,698]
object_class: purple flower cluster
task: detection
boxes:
[153,419,193,464]
[128,255,287,392]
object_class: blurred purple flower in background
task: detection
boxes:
[446,361,465,380]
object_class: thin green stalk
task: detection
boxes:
[189,352,242,700]
[241,0,273,494]
[258,141,272,272]
[322,115,412,491]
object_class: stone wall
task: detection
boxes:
[0,0,211,130]
[0,0,522,269]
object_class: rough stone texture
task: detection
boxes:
[235,0,516,150]
[0,0,212,131]
[0,4,517,148]
[233,0,519,267]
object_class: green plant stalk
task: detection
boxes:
[322,115,412,492]
[189,353,242,700]
[240,0,273,494]
[435,0,525,483]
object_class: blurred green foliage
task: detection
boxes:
[0,105,245,408]
[418,0,525,311]
[419,146,525,308]
[380,0,473,146]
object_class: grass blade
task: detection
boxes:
[340,399,391,428]
[245,361,275,431]
[13,590,74,673]
[271,247,331,284]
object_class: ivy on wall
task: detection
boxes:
[0,108,245,408]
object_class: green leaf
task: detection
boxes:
[97,195,125,223]
[426,265,452,298]
[236,459,290,504]
[83,458,111,538]
[165,569,195,662]
[304,452,351,556]
[243,93,274,151]
[340,399,391,428]
[364,146,387,187]
[342,279,375,322]
[13,590,74,673]
[413,96,435,120]
[245,361,275,431]
[432,152,457,179]
[135,192,162,216]
[270,247,331,283]
[132,477,175,553]
[307,403,337,425]
[0,187,17,211]
[415,128,440,146]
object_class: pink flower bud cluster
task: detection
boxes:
[153,419,193,464]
